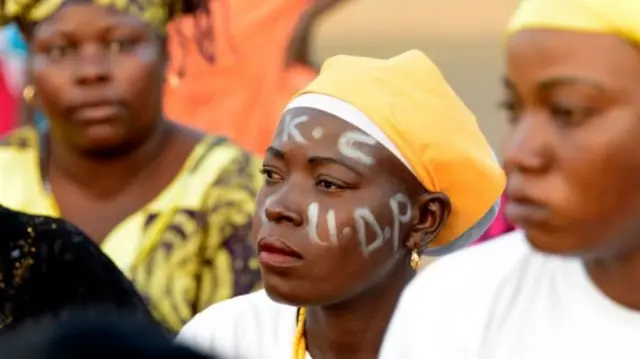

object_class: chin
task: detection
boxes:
[76,134,138,158]
[263,279,309,307]
[523,227,593,257]
[262,273,329,307]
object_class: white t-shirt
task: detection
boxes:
[177,290,311,359]
[379,230,640,359]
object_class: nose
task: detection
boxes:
[73,44,111,85]
[264,199,304,227]
[502,115,552,175]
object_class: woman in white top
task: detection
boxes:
[177,49,505,359]
[380,0,640,358]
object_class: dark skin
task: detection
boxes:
[254,108,451,358]
[503,29,640,310]
[26,4,202,243]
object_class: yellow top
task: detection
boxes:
[296,50,505,250]
[507,0,640,42]
[0,126,263,332]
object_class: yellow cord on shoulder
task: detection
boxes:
[293,307,307,359]
[292,253,420,359]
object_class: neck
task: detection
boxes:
[304,263,414,359]
[587,247,640,310]
[45,121,174,198]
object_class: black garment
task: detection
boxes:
[0,309,220,359]
[0,206,153,331]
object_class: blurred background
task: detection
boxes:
[314,0,518,150]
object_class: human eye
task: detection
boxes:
[107,37,138,54]
[549,102,596,127]
[46,42,75,60]
[315,178,347,192]
[498,98,521,125]
[260,167,284,185]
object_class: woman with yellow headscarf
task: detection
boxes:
[176,49,504,359]
[380,0,640,358]
[0,0,262,333]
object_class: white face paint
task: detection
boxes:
[311,127,324,140]
[326,209,338,244]
[307,202,322,244]
[265,112,413,257]
[354,207,385,256]
[281,113,309,143]
[389,193,412,250]
[337,130,377,166]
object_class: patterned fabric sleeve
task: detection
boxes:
[195,149,263,313]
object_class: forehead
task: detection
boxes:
[271,107,396,162]
[506,29,640,92]
[275,107,359,140]
[32,3,147,37]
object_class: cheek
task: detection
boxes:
[314,192,413,257]
[113,55,162,100]
[251,190,270,242]
[32,67,69,115]
[553,109,640,222]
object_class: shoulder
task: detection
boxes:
[402,230,534,318]
[177,290,297,358]
[381,231,544,358]
[0,126,38,158]
[190,136,263,190]
[417,230,532,286]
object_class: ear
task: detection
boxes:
[405,192,451,251]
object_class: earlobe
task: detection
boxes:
[406,192,451,250]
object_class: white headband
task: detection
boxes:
[284,93,415,175]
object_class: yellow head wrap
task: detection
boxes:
[0,0,182,31]
[287,50,506,255]
[507,0,640,42]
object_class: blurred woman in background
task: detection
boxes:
[0,0,262,332]
[380,0,640,357]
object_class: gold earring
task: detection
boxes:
[166,73,180,87]
[22,85,35,104]
[410,249,420,271]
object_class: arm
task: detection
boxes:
[195,150,264,312]
[285,0,352,67]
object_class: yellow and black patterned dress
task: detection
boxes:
[0,127,263,332]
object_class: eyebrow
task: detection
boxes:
[307,156,364,177]
[501,75,604,92]
[266,146,285,159]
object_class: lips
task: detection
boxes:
[67,100,124,123]
[257,237,302,268]
[505,187,550,225]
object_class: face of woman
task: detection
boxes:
[29,3,165,155]
[253,108,448,306]
[503,29,640,257]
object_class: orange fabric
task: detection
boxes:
[164,0,317,156]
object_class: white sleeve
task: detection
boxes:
[176,301,241,358]
[380,232,529,359]
[379,266,451,359]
